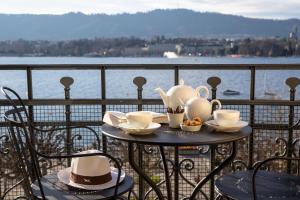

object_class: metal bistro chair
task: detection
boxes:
[215,119,300,200]
[1,86,134,200]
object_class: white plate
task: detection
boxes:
[205,120,248,132]
[57,167,125,190]
[118,122,161,135]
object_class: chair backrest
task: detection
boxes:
[1,86,45,199]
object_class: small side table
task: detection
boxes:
[102,124,252,200]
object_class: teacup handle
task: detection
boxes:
[195,86,209,99]
[211,99,222,110]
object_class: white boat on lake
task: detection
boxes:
[163,51,179,58]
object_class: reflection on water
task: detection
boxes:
[0,56,299,100]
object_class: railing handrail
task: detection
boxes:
[0,98,300,106]
[0,63,300,70]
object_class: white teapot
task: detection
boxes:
[184,96,222,122]
[155,79,209,110]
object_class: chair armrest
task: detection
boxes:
[252,156,300,200]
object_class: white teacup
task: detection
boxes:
[213,109,240,127]
[126,111,153,129]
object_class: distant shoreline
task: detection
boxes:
[0,36,299,57]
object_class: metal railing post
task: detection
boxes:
[101,67,108,153]
[174,66,179,200]
[207,77,221,102]
[133,77,146,111]
[26,67,34,142]
[285,77,300,173]
[60,77,74,166]
[249,66,256,168]
[133,76,147,199]
[207,76,221,200]
[175,66,179,85]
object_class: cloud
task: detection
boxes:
[175,0,300,19]
[0,0,299,19]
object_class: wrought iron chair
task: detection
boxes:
[215,119,300,200]
[1,86,134,200]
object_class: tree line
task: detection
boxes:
[0,36,299,57]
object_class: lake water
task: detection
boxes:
[0,56,299,100]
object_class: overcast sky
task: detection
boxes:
[1,0,300,19]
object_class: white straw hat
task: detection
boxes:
[57,150,125,190]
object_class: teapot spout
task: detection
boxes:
[155,87,168,107]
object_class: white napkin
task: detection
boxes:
[150,112,168,124]
[103,111,127,127]
[103,111,168,127]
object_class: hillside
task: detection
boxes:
[0,9,299,40]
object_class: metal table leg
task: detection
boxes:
[128,142,164,200]
[159,146,172,200]
[189,141,237,200]
[174,146,179,200]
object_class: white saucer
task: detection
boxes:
[205,120,248,132]
[118,122,161,135]
[57,167,125,190]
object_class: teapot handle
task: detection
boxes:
[195,86,209,99]
[211,99,222,110]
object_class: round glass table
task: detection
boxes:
[102,124,252,200]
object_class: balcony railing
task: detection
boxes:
[0,64,300,199]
